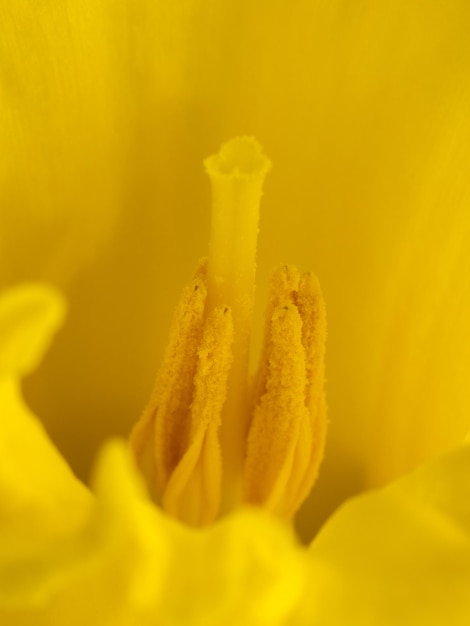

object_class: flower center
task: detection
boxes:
[130,138,327,527]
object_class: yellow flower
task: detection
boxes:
[1,1,470,624]
[3,2,470,532]
[1,277,470,624]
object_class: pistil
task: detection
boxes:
[204,137,271,508]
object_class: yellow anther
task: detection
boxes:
[244,266,327,518]
[162,304,233,526]
[293,270,328,508]
[131,260,232,522]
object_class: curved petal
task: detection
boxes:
[93,446,311,626]
[0,439,311,626]
[0,441,168,625]
[308,442,470,625]
[0,284,90,539]
[0,283,65,378]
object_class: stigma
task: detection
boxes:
[130,138,327,526]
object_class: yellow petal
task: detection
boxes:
[0,284,89,540]
[0,283,65,379]
[0,441,170,625]
[308,442,470,624]
[183,509,308,626]
[0,2,125,284]
[1,438,312,626]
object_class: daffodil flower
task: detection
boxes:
[2,137,470,624]
[2,1,470,624]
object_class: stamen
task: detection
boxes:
[130,260,208,503]
[244,266,327,517]
[162,304,233,526]
[293,271,328,509]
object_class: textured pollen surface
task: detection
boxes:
[244,265,327,517]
